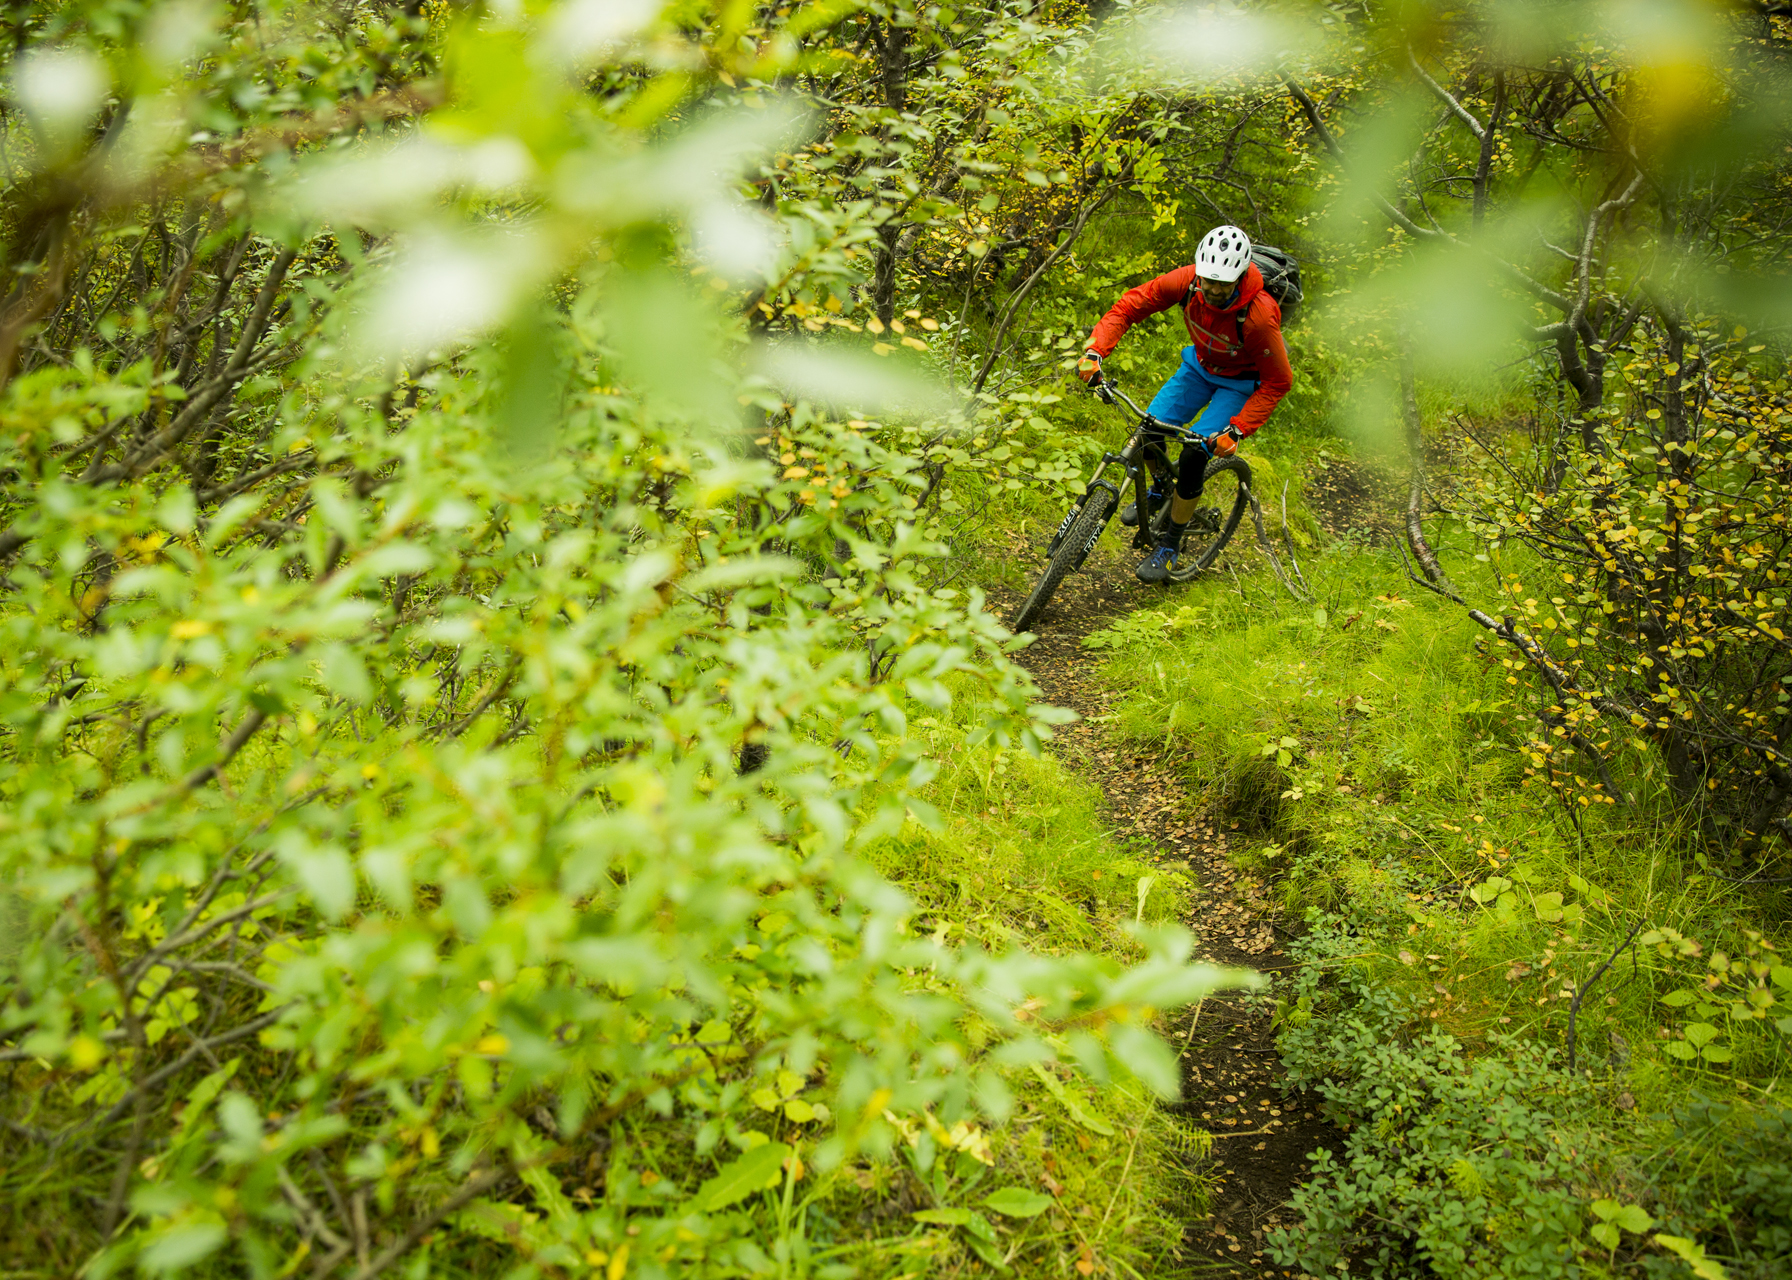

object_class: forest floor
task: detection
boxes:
[992,531,1341,1279]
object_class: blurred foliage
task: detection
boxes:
[3,0,1790,1274]
[0,2,1264,1277]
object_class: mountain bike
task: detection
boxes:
[1009,379,1252,633]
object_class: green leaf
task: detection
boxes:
[1615,1205,1656,1233]
[139,1222,228,1274]
[1683,1022,1720,1048]
[1591,1199,1622,1222]
[1653,1234,1729,1279]
[913,1207,973,1226]
[1665,1041,1698,1060]
[962,1210,998,1243]
[1700,1044,1733,1063]
[1592,1222,1620,1250]
[984,1188,1054,1218]
[275,833,356,922]
[173,1059,241,1140]
[319,644,373,704]
[1661,989,1699,1007]
[694,1142,791,1212]
[1028,1063,1116,1136]
[964,1231,1012,1272]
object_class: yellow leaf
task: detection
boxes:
[68,1034,106,1072]
[475,1034,509,1055]
[170,620,212,639]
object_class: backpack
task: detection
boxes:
[1248,244,1303,326]
[1183,243,1304,336]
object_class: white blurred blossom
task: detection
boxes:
[560,102,810,225]
[692,201,781,282]
[360,233,545,356]
[547,0,662,66]
[144,1,219,73]
[463,137,536,191]
[12,47,109,156]
[1116,5,1314,80]
[755,345,953,418]
[288,135,536,227]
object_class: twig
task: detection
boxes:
[279,1167,350,1251]
[1179,998,1207,1054]
[1245,490,1306,601]
[342,1166,507,1280]
[1280,481,1310,595]
[1099,1118,1147,1228]
[968,188,1118,399]
[1400,339,1457,598]
[1566,919,1645,1074]
[85,1009,285,1137]
[179,707,269,793]
[351,1188,370,1270]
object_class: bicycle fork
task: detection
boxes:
[1042,439,1152,565]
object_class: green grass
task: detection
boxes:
[1092,526,1792,1082]
[837,696,1213,1278]
[1081,510,1792,1272]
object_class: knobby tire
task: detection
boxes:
[1011,490,1117,633]
[1166,456,1251,579]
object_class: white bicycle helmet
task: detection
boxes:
[1195,224,1252,283]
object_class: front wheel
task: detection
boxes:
[1010,488,1118,633]
[1148,456,1251,580]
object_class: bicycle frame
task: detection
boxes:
[1063,381,1214,553]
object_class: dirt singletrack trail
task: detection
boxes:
[992,533,1337,1279]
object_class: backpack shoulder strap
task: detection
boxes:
[1235,292,1280,343]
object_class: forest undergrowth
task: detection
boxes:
[1078,462,1792,1277]
[5,0,1792,1277]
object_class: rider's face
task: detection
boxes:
[1197,275,1235,306]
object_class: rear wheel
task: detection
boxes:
[1010,489,1118,633]
[1148,457,1251,580]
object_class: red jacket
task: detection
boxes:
[1086,263,1293,437]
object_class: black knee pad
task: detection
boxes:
[1175,448,1207,500]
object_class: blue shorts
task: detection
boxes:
[1148,345,1258,432]
[1146,347,1257,499]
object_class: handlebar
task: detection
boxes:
[1094,378,1212,447]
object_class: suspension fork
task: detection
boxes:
[1044,421,1154,559]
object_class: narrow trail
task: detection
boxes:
[993,534,1338,1279]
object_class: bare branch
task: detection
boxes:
[1407,49,1485,141]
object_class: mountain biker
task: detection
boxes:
[1076,225,1293,584]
